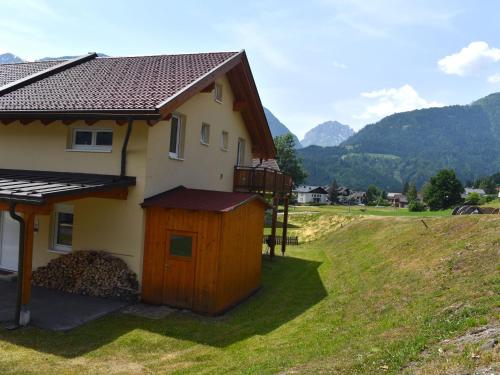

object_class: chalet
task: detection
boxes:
[387,193,408,208]
[348,191,367,205]
[0,51,292,326]
[294,185,329,204]
[461,188,487,199]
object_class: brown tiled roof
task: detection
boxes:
[142,186,269,212]
[0,52,238,111]
[252,158,280,171]
[0,60,62,87]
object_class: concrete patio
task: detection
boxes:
[0,279,128,331]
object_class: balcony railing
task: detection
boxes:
[233,166,293,195]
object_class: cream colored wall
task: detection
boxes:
[0,121,123,174]
[145,74,253,197]
[0,73,258,283]
[0,120,148,278]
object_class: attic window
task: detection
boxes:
[214,83,223,103]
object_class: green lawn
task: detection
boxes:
[1,215,498,374]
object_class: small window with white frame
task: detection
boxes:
[200,123,210,145]
[169,114,184,159]
[214,83,223,103]
[71,128,113,151]
[221,131,229,151]
[236,138,246,166]
[52,204,74,252]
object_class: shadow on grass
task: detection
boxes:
[0,255,327,357]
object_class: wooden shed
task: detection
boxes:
[141,186,268,315]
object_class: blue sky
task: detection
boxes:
[1,0,500,138]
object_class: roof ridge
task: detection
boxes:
[97,51,239,60]
[0,53,97,96]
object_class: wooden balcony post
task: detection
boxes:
[270,194,279,258]
[281,195,289,255]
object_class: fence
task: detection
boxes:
[263,235,299,246]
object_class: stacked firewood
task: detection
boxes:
[32,250,139,301]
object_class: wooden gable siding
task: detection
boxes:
[215,199,264,312]
[142,207,221,313]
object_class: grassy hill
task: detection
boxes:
[299,93,500,190]
[0,214,498,374]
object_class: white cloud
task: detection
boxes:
[356,84,444,121]
[438,41,500,76]
[487,73,500,83]
[332,60,348,69]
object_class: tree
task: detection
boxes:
[329,179,339,204]
[403,181,410,195]
[465,192,480,205]
[274,134,308,185]
[366,184,384,205]
[423,169,464,210]
[407,183,418,203]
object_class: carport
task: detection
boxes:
[0,279,127,331]
[0,168,135,328]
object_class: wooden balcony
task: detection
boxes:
[233,166,293,196]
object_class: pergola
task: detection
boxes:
[0,169,135,328]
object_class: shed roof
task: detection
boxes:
[0,169,135,205]
[142,186,269,212]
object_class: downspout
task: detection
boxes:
[120,118,133,177]
[8,203,28,327]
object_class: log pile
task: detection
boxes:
[32,251,139,301]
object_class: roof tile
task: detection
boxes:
[0,52,238,111]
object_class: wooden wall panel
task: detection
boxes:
[216,200,265,312]
[142,207,221,313]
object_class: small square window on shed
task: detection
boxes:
[170,234,193,257]
[214,83,223,103]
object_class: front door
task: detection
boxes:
[163,231,197,308]
[0,212,20,271]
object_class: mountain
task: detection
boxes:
[264,107,301,148]
[301,121,354,147]
[298,93,500,191]
[0,53,24,64]
[37,53,108,61]
[0,52,108,64]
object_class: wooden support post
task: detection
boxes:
[281,195,289,256]
[270,194,279,258]
[21,212,35,309]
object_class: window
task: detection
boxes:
[236,138,246,166]
[52,204,74,252]
[72,129,113,151]
[214,83,223,103]
[221,131,229,151]
[170,234,193,257]
[200,123,210,145]
[169,114,184,159]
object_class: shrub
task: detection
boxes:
[465,192,481,205]
[408,201,426,212]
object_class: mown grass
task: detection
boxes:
[0,215,498,374]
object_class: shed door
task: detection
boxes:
[163,231,197,308]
